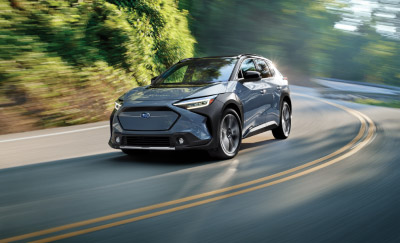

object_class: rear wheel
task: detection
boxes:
[208,108,242,159]
[272,101,291,139]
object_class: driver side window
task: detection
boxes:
[238,59,256,79]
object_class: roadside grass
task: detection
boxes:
[354,98,400,108]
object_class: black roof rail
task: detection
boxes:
[238,53,263,58]
[178,54,264,62]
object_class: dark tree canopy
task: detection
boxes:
[179,0,400,86]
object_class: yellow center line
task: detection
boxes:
[0,94,375,243]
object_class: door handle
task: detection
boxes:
[260,89,266,94]
[276,86,281,90]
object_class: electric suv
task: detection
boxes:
[109,54,292,159]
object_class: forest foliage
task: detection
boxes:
[1,0,399,134]
[179,0,400,87]
[0,0,194,133]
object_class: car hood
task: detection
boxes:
[124,83,228,102]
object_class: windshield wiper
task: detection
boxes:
[151,81,225,88]
[150,84,205,88]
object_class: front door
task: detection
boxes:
[235,58,269,135]
[254,58,277,124]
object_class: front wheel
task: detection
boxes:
[208,108,242,159]
[272,101,291,139]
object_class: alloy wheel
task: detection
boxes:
[220,114,240,156]
[281,102,291,137]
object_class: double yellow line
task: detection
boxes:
[0,95,376,243]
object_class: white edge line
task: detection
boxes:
[0,125,109,143]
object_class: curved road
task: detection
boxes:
[0,85,400,243]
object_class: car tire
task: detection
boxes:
[208,108,242,159]
[272,101,291,139]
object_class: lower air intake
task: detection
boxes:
[123,136,171,147]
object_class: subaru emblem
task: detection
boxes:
[141,112,151,119]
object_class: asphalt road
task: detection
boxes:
[1,85,400,243]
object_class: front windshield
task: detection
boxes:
[154,58,237,86]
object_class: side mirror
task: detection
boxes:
[151,76,158,85]
[243,71,261,81]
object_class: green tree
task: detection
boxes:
[0,0,194,134]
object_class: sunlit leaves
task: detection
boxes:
[0,0,195,133]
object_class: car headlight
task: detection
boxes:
[173,95,217,110]
[114,99,123,111]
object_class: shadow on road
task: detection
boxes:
[112,150,216,166]
[240,138,279,150]
[0,151,214,176]
[117,137,285,165]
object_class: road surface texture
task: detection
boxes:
[1,85,399,243]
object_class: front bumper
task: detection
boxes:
[109,132,211,150]
[108,100,223,150]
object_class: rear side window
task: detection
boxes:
[266,61,276,77]
[255,59,273,78]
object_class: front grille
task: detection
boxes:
[118,107,180,131]
[123,136,171,147]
